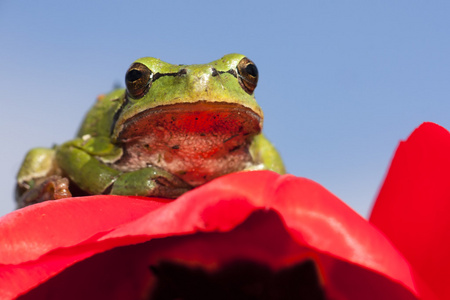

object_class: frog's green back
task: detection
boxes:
[77,89,125,138]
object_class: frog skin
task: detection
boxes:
[16,54,285,207]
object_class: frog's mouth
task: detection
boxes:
[115,101,262,143]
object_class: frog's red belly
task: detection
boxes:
[114,102,262,186]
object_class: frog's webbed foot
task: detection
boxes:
[16,176,72,208]
[152,176,192,198]
[110,167,192,198]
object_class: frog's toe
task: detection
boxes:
[16,175,72,208]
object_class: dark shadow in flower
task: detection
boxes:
[149,259,325,300]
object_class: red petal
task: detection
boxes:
[1,171,419,299]
[0,196,169,298]
[370,122,450,299]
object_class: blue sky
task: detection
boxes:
[1,1,449,216]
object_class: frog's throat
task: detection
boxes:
[112,101,262,187]
[113,101,262,143]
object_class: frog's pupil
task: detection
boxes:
[127,69,142,82]
[245,64,258,77]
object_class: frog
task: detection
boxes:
[15,54,285,208]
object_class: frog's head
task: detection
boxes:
[111,54,263,147]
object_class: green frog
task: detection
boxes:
[16,54,285,207]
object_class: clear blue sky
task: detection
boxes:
[1,1,449,216]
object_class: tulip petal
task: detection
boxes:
[0,196,169,298]
[370,122,450,300]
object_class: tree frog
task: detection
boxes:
[16,54,285,207]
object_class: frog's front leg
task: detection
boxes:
[56,139,191,199]
[56,141,122,195]
[16,148,72,208]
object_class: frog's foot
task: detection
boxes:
[152,176,192,198]
[110,167,192,199]
[16,176,72,208]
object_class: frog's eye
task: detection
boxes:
[125,63,152,99]
[237,57,258,95]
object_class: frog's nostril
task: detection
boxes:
[211,68,219,77]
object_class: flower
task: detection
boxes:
[1,122,449,299]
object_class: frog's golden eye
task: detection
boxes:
[237,57,258,95]
[125,63,152,99]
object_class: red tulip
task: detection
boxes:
[1,122,448,299]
